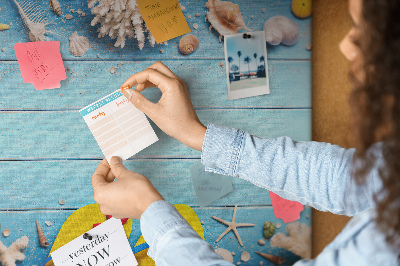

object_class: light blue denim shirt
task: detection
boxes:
[140,124,399,265]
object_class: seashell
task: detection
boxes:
[179,34,199,55]
[276,222,282,228]
[263,221,276,238]
[240,251,250,262]
[205,0,251,42]
[258,238,265,245]
[3,229,10,237]
[196,13,201,17]
[255,251,285,265]
[215,248,233,263]
[36,220,49,247]
[193,23,199,29]
[0,23,10,30]
[65,14,72,20]
[49,0,61,16]
[69,31,89,57]
[12,0,53,42]
[291,0,312,19]
[1,48,5,52]
[263,16,299,46]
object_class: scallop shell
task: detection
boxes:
[205,0,251,42]
[49,0,61,16]
[263,16,299,46]
[179,34,199,55]
[69,31,89,57]
[0,23,10,30]
[36,220,49,247]
[255,251,285,265]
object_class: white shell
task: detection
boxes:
[263,16,299,46]
[2,229,10,237]
[69,31,89,57]
[215,248,233,262]
[240,251,250,262]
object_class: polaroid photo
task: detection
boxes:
[224,31,270,100]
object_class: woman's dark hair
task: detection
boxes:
[349,0,400,252]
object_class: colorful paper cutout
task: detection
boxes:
[136,0,191,43]
[269,191,304,223]
[14,41,66,90]
[190,161,233,207]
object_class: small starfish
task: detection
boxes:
[212,204,255,246]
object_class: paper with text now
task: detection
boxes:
[51,218,137,266]
[137,0,190,43]
[269,191,304,223]
[79,90,158,163]
[14,41,66,90]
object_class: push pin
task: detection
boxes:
[83,233,97,241]
[242,33,251,39]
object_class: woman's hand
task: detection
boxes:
[120,61,206,152]
[91,157,164,219]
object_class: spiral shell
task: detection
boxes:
[69,31,89,57]
[255,251,285,265]
[263,16,299,46]
[49,0,61,16]
[205,0,251,42]
[179,34,199,55]
[36,220,49,247]
[263,221,276,238]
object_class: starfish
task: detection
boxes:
[212,204,255,246]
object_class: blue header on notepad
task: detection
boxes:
[80,91,123,116]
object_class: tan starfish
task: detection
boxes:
[212,204,255,246]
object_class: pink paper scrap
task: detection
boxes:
[14,41,66,90]
[269,191,304,223]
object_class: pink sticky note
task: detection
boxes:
[14,41,66,90]
[270,191,304,223]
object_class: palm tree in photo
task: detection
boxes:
[244,56,251,77]
[237,51,242,77]
[228,56,233,73]
[253,53,258,71]
[259,55,265,66]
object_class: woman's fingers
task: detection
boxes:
[120,68,173,93]
[92,159,110,190]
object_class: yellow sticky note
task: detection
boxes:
[137,0,191,43]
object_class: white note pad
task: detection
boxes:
[51,218,137,266]
[80,90,158,162]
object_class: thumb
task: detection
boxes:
[109,156,129,178]
[122,89,156,116]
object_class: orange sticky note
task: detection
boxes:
[14,41,66,90]
[270,191,304,223]
[137,0,191,43]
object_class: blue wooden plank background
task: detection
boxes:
[0,0,312,265]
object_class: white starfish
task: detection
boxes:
[212,205,255,246]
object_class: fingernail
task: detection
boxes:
[124,89,133,100]
[110,156,122,165]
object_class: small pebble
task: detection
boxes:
[97,53,100,58]
[219,61,224,67]
[66,66,70,71]
[81,13,85,17]
[180,4,185,11]
[3,229,10,237]
[9,22,12,26]
[187,15,191,19]
[231,252,235,256]
[196,13,201,17]
[70,9,74,13]
[110,67,117,74]
[193,23,198,29]
[201,221,205,225]
[159,49,164,54]
[276,222,282,228]
[44,221,53,227]
[1,48,5,52]
[65,14,73,20]
[237,262,241,265]
[259,261,264,265]
[262,8,266,13]
[306,214,310,218]
[241,251,250,262]
[59,199,65,205]
[76,9,82,14]
[306,43,312,51]
[258,239,265,245]
[250,15,254,19]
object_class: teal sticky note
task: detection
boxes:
[189,161,234,207]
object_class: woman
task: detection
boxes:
[91,0,400,264]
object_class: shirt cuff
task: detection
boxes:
[201,124,245,176]
[140,200,191,259]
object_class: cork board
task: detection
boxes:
[312,0,353,257]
